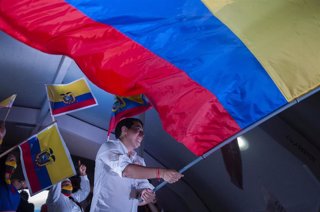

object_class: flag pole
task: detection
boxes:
[3,107,12,123]
[0,120,57,159]
[153,86,320,192]
[0,139,29,159]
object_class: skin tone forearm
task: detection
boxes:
[123,164,158,179]
[123,164,183,183]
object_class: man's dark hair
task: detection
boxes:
[115,118,143,139]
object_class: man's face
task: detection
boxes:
[126,121,144,149]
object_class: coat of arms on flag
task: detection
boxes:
[108,95,152,137]
[19,123,76,195]
[46,78,98,117]
[0,94,16,108]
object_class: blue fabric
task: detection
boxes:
[0,178,20,211]
[29,137,52,189]
[51,92,94,109]
[65,0,287,128]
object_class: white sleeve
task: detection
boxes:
[98,144,131,177]
[136,179,155,190]
[72,175,90,202]
[46,182,61,204]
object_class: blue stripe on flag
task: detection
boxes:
[66,0,287,128]
[50,92,94,110]
[29,137,52,189]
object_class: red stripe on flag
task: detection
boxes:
[20,142,41,193]
[52,98,96,115]
[0,0,241,155]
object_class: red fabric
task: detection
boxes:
[20,142,41,193]
[52,99,96,115]
[108,105,151,137]
[0,0,240,155]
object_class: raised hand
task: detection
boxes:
[78,160,87,176]
[160,169,183,184]
[140,188,156,204]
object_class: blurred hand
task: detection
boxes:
[78,160,87,176]
[140,189,156,204]
[161,169,183,183]
[0,122,6,140]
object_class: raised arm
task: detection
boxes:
[46,182,62,204]
[72,161,90,202]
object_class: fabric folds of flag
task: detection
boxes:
[19,123,76,195]
[46,78,98,117]
[108,95,152,137]
[0,94,16,108]
[1,0,319,155]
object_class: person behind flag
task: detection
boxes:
[46,161,90,212]
[90,118,183,212]
[0,154,26,212]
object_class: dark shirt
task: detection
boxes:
[17,199,34,212]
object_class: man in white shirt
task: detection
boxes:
[46,161,90,212]
[90,118,183,212]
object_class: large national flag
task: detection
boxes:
[108,95,152,137]
[19,123,76,195]
[1,0,320,155]
[46,78,98,117]
[0,94,16,108]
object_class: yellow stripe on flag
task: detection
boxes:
[203,0,320,101]
[37,124,75,184]
[0,94,17,108]
[46,78,91,102]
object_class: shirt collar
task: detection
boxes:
[116,139,137,157]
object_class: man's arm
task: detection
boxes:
[46,182,61,205]
[123,164,183,183]
[72,161,90,202]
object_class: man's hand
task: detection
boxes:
[161,169,183,184]
[78,160,87,176]
[140,189,156,205]
[0,122,6,141]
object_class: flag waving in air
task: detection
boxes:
[1,0,319,155]
[0,94,16,108]
[46,78,98,117]
[108,95,152,137]
[19,123,76,195]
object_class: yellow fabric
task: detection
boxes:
[0,94,16,108]
[5,160,17,169]
[37,124,75,184]
[203,0,320,101]
[61,184,73,191]
[46,78,91,102]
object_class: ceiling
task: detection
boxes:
[1,31,320,211]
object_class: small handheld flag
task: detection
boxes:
[108,95,152,137]
[0,94,16,108]
[19,123,76,195]
[46,78,98,117]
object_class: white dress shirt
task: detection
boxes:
[90,139,154,212]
